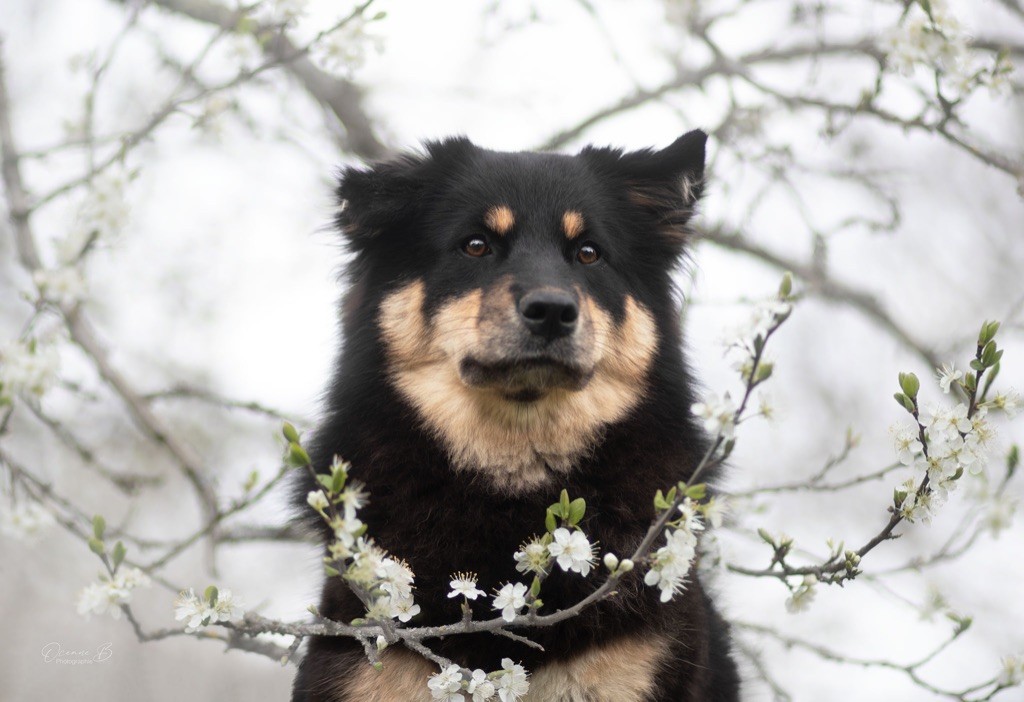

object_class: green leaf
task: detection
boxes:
[654,489,668,510]
[317,474,333,491]
[754,362,773,383]
[205,585,219,606]
[287,442,311,467]
[970,359,984,372]
[545,509,558,533]
[92,515,106,541]
[979,320,1000,346]
[778,272,793,298]
[567,498,586,526]
[529,577,542,599]
[282,422,300,444]
[893,392,915,413]
[982,340,998,367]
[111,541,127,570]
[1006,444,1019,477]
[559,489,571,515]
[88,537,106,555]
[898,372,920,398]
[757,528,774,545]
[331,466,346,494]
[685,483,707,500]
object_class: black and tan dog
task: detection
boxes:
[291,131,740,701]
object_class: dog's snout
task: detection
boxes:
[518,289,579,341]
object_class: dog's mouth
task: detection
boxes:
[458,356,594,401]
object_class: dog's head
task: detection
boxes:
[337,132,707,490]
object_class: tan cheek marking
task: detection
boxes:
[562,210,585,239]
[606,295,659,382]
[527,635,668,702]
[484,205,515,235]
[433,289,483,358]
[379,280,430,364]
[338,648,434,702]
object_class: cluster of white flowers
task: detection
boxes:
[644,498,704,602]
[691,393,737,439]
[0,339,60,401]
[721,296,791,384]
[59,169,132,264]
[785,574,818,613]
[77,567,151,620]
[345,538,421,623]
[893,398,996,522]
[426,658,529,702]
[0,499,53,539]
[174,587,243,632]
[32,267,87,307]
[884,0,1015,97]
[312,12,386,76]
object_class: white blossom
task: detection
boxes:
[701,497,728,529]
[691,393,737,439]
[936,362,963,394]
[513,538,550,575]
[307,490,330,512]
[77,567,151,620]
[496,659,530,702]
[449,573,486,600]
[991,389,1021,418]
[785,575,818,613]
[466,668,497,701]
[884,0,971,80]
[312,13,385,76]
[32,267,87,306]
[493,582,528,622]
[173,587,241,632]
[546,528,595,576]
[0,500,53,539]
[644,521,699,603]
[0,340,60,400]
[427,664,465,702]
[60,169,132,263]
[340,483,368,519]
[997,654,1024,687]
[891,423,924,466]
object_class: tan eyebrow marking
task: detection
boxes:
[562,210,585,239]
[484,205,515,235]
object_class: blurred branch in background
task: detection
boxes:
[2,0,1024,700]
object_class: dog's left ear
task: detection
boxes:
[580,129,707,244]
[336,137,478,250]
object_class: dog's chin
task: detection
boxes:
[458,357,594,402]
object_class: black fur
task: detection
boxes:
[291,132,740,701]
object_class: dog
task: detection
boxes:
[290,131,741,701]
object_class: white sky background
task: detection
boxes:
[1,0,1023,700]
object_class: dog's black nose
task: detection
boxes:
[518,290,579,341]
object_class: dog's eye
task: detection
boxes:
[462,237,492,258]
[577,243,601,265]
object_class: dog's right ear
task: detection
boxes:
[336,137,477,247]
